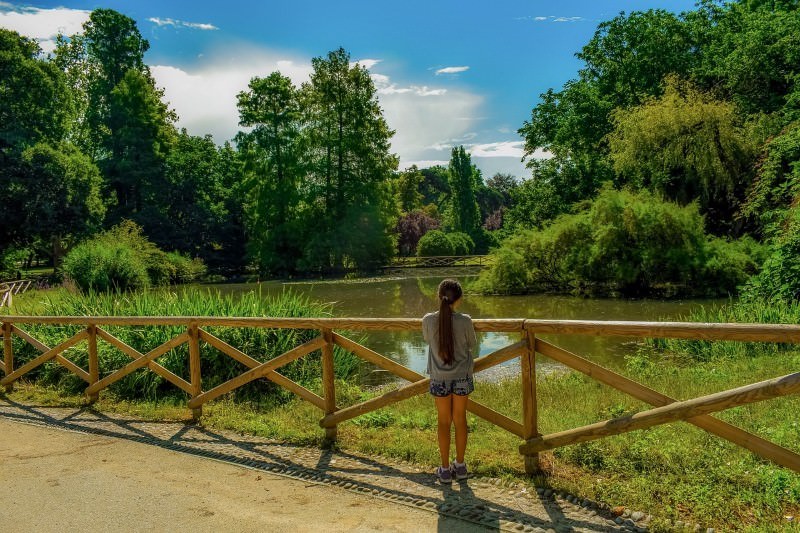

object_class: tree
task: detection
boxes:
[0,29,73,150]
[16,143,106,266]
[691,0,800,115]
[608,76,756,233]
[236,72,304,275]
[396,210,440,256]
[446,146,480,235]
[300,47,398,270]
[82,8,150,159]
[486,173,518,206]
[106,69,175,219]
[0,29,78,259]
[394,165,424,213]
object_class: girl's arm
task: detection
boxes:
[467,319,477,355]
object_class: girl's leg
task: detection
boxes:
[434,395,453,467]
[452,394,469,463]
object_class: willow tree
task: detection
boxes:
[607,76,756,234]
[301,47,398,271]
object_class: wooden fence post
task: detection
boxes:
[321,328,337,443]
[3,322,13,392]
[87,324,99,403]
[521,329,540,474]
[188,323,202,421]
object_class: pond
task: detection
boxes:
[201,276,725,385]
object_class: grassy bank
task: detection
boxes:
[5,346,799,531]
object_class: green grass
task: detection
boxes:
[1,287,362,400]
[4,289,800,529]
[5,348,799,530]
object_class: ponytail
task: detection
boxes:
[438,295,454,365]
[436,279,463,366]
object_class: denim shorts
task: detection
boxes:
[429,375,474,397]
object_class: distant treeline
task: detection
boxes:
[0,9,515,279]
[2,2,800,299]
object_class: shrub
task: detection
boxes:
[417,230,454,256]
[63,221,205,291]
[62,240,150,292]
[447,232,474,256]
[476,185,764,296]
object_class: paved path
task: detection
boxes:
[0,399,626,532]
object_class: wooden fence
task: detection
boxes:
[385,255,489,269]
[1,315,799,474]
[0,280,33,308]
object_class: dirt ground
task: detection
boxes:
[0,419,483,532]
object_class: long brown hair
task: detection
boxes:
[437,279,463,365]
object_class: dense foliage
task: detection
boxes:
[476,187,764,296]
[62,221,205,291]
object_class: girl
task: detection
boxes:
[422,279,477,484]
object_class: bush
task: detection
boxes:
[476,185,764,296]
[742,208,800,302]
[447,232,474,255]
[62,240,150,292]
[417,230,454,256]
[63,221,205,291]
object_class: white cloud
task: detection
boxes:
[435,66,469,75]
[370,72,447,96]
[0,4,90,51]
[399,160,449,170]
[525,15,585,23]
[148,17,218,30]
[351,58,382,69]
[380,87,482,165]
[467,141,525,158]
[151,47,313,142]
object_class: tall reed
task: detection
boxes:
[7,287,362,401]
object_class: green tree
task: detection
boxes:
[0,29,73,150]
[106,69,175,218]
[608,76,756,232]
[82,8,150,159]
[16,143,106,266]
[446,146,480,235]
[692,0,800,115]
[236,72,304,275]
[394,165,424,213]
[300,47,398,270]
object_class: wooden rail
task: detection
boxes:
[1,315,799,474]
[385,255,489,269]
[0,280,33,308]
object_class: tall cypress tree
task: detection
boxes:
[446,146,481,235]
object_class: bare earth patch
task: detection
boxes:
[0,400,623,532]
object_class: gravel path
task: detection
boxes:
[0,398,629,532]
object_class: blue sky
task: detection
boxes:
[1,0,697,178]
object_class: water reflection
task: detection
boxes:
[201,276,724,385]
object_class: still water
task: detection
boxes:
[203,276,724,384]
